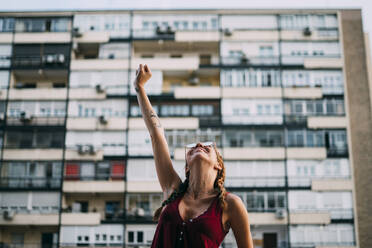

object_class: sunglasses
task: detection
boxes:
[185,141,215,155]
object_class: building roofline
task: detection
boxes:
[0,8,362,16]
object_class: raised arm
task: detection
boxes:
[134,64,182,198]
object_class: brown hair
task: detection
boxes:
[153,147,226,221]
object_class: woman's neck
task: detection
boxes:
[187,162,217,200]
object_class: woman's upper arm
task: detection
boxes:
[150,131,181,196]
[227,193,254,248]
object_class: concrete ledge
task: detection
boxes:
[175,31,219,41]
[249,212,288,225]
[304,58,343,68]
[284,87,323,99]
[65,149,104,161]
[2,149,63,160]
[14,32,71,43]
[0,90,8,100]
[175,86,220,99]
[289,212,331,224]
[222,87,282,98]
[9,88,68,100]
[127,181,162,193]
[286,147,327,159]
[74,31,110,43]
[132,57,199,71]
[0,33,13,43]
[67,117,127,130]
[222,30,279,41]
[70,59,129,70]
[68,88,106,100]
[307,116,347,129]
[222,147,285,160]
[61,213,101,226]
[0,213,58,225]
[63,181,124,193]
[129,117,199,130]
[312,178,353,191]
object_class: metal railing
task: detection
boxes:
[225,176,286,188]
[12,54,70,68]
[0,177,61,189]
[6,116,65,126]
[220,56,280,66]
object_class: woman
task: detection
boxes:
[134,64,254,248]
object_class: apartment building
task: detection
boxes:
[0,8,371,248]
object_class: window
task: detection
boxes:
[128,232,134,243]
[137,231,144,243]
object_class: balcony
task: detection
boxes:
[307,116,347,129]
[222,115,283,126]
[64,146,104,161]
[174,86,220,99]
[14,32,71,43]
[311,178,353,191]
[225,177,285,188]
[284,87,323,99]
[282,55,342,68]
[129,117,199,130]
[7,116,65,126]
[280,29,339,41]
[127,181,162,193]
[249,212,288,225]
[66,117,127,131]
[2,149,63,160]
[8,88,68,100]
[289,211,331,224]
[132,28,175,40]
[61,212,101,225]
[0,211,59,225]
[221,56,280,66]
[12,54,69,69]
[70,59,129,71]
[222,87,282,98]
[0,177,61,190]
[284,115,308,126]
[131,56,200,71]
[222,30,279,41]
[175,30,219,42]
[290,208,353,221]
[0,55,11,68]
[63,180,125,193]
[222,147,285,160]
[286,147,327,159]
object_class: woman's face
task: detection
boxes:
[185,143,220,172]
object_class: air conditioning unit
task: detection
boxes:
[57,54,65,63]
[77,144,90,154]
[20,111,33,123]
[275,208,286,219]
[224,28,233,36]
[303,27,312,36]
[99,115,108,124]
[88,145,96,155]
[45,54,56,64]
[95,84,105,93]
[134,207,145,217]
[72,27,83,38]
[3,210,15,220]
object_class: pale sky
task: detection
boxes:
[1,0,372,54]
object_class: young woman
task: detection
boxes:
[134,64,254,248]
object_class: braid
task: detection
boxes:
[153,172,189,221]
[214,150,227,211]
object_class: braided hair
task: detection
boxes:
[153,147,227,221]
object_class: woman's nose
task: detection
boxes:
[195,142,203,147]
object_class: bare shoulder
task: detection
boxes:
[225,193,245,209]
[225,193,247,214]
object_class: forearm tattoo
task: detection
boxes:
[150,111,162,128]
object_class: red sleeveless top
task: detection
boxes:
[151,193,229,248]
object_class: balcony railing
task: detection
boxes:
[0,177,61,189]
[281,54,341,65]
[64,175,124,181]
[327,146,348,157]
[6,116,65,126]
[132,28,175,39]
[12,54,69,68]
[222,115,283,125]
[291,208,353,220]
[284,115,308,126]
[220,56,280,66]
[0,55,11,67]
[288,176,351,187]
[225,176,285,188]
[291,241,356,248]
[0,244,58,248]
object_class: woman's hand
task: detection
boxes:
[134,63,152,92]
